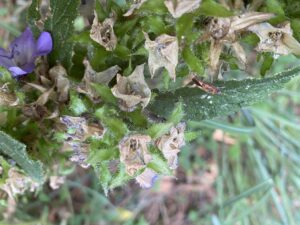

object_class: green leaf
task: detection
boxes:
[148,67,300,121]
[27,0,41,36]
[44,0,80,70]
[266,0,285,16]
[182,47,204,74]
[147,122,173,139]
[0,131,44,182]
[147,150,172,176]
[197,0,233,17]
[91,83,117,105]
[168,102,184,124]
[260,53,274,76]
[69,92,87,116]
[109,164,131,189]
[95,162,112,196]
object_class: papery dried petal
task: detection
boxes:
[62,142,90,168]
[90,12,117,51]
[135,168,158,188]
[0,168,40,199]
[49,176,65,190]
[119,134,152,176]
[209,40,223,78]
[144,33,178,81]
[60,116,105,142]
[156,123,185,170]
[123,0,148,17]
[164,0,202,18]
[0,84,18,106]
[231,42,247,67]
[248,22,300,55]
[49,65,70,102]
[111,64,151,112]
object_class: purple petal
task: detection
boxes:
[135,168,158,189]
[9,27,36,67]
[9,62,35,77]
[36,32,53,56]
[0,47,14,68]
[8,67,28,77]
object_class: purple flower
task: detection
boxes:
[0,27,52,77]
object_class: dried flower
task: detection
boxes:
[48,64,70,102]
[119,135,152,176]
[0,84,18,106]
[0,168,40,199]
[62,142,90,168]
[90,11,117,51]
[77,59,120,102]
[124,0,148,17]
[144,32,178,81]
[164,0,202,18]
[0,27,52,77]
[111,64,151,112]
[200,12,274,80]
[60,115,105,142]
[248,22,300,56]
[156,123,185,170]
[135,168,158,188]
[49,176,65,190]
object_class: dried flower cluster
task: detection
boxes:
[119,123,185,188]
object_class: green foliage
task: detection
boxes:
[0,131,44,182]
[69,92,87,116]
[148,66,300,121]
[197,0,233,17]
[43,0,80,70]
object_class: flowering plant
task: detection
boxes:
[1,0,300,203]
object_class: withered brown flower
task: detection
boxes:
[135,168,158,188]
[90,11,117,51]
[144,32,178,81]
[111,64,151,112]
[119,134,152,176]
[156,123,186,170]
[0,84,18,107]
[200,12,274,80]
[77,59,120,102]
[164,0,202,18]
[248,22,300,56]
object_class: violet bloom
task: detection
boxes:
[0,27,52,77]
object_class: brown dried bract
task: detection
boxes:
[0,84,18,107]
[248,22,300,56]
[90,11,117,51]
[60,115,105,142]
[144,33,178,81]
[156,123,186,170]
[77,59,120,102]
[62,142,91,169]
[111,64,151,112]
[164,0,202,18]
[119,134,152,176]
[199,12,274,80]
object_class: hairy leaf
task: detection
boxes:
[148,67,300,121]
[0,131,44,182]
[44,0,80,70]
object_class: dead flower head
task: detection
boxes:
[62,142,91,169]
[248,22,300,56]
[119,134,152,176]
[202,12,274,79]
[164,0,202,18]
[49,176,66,190]
[0,84,18,107]
[111,64,151,112]
[60,115,105,142]
[0,168,40,199]
[77,59,120,102]
[156,123,186,170]
[144,32,178,81]
[135,168,158,188]
[124,0,148,17]
[90,11,117,51]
